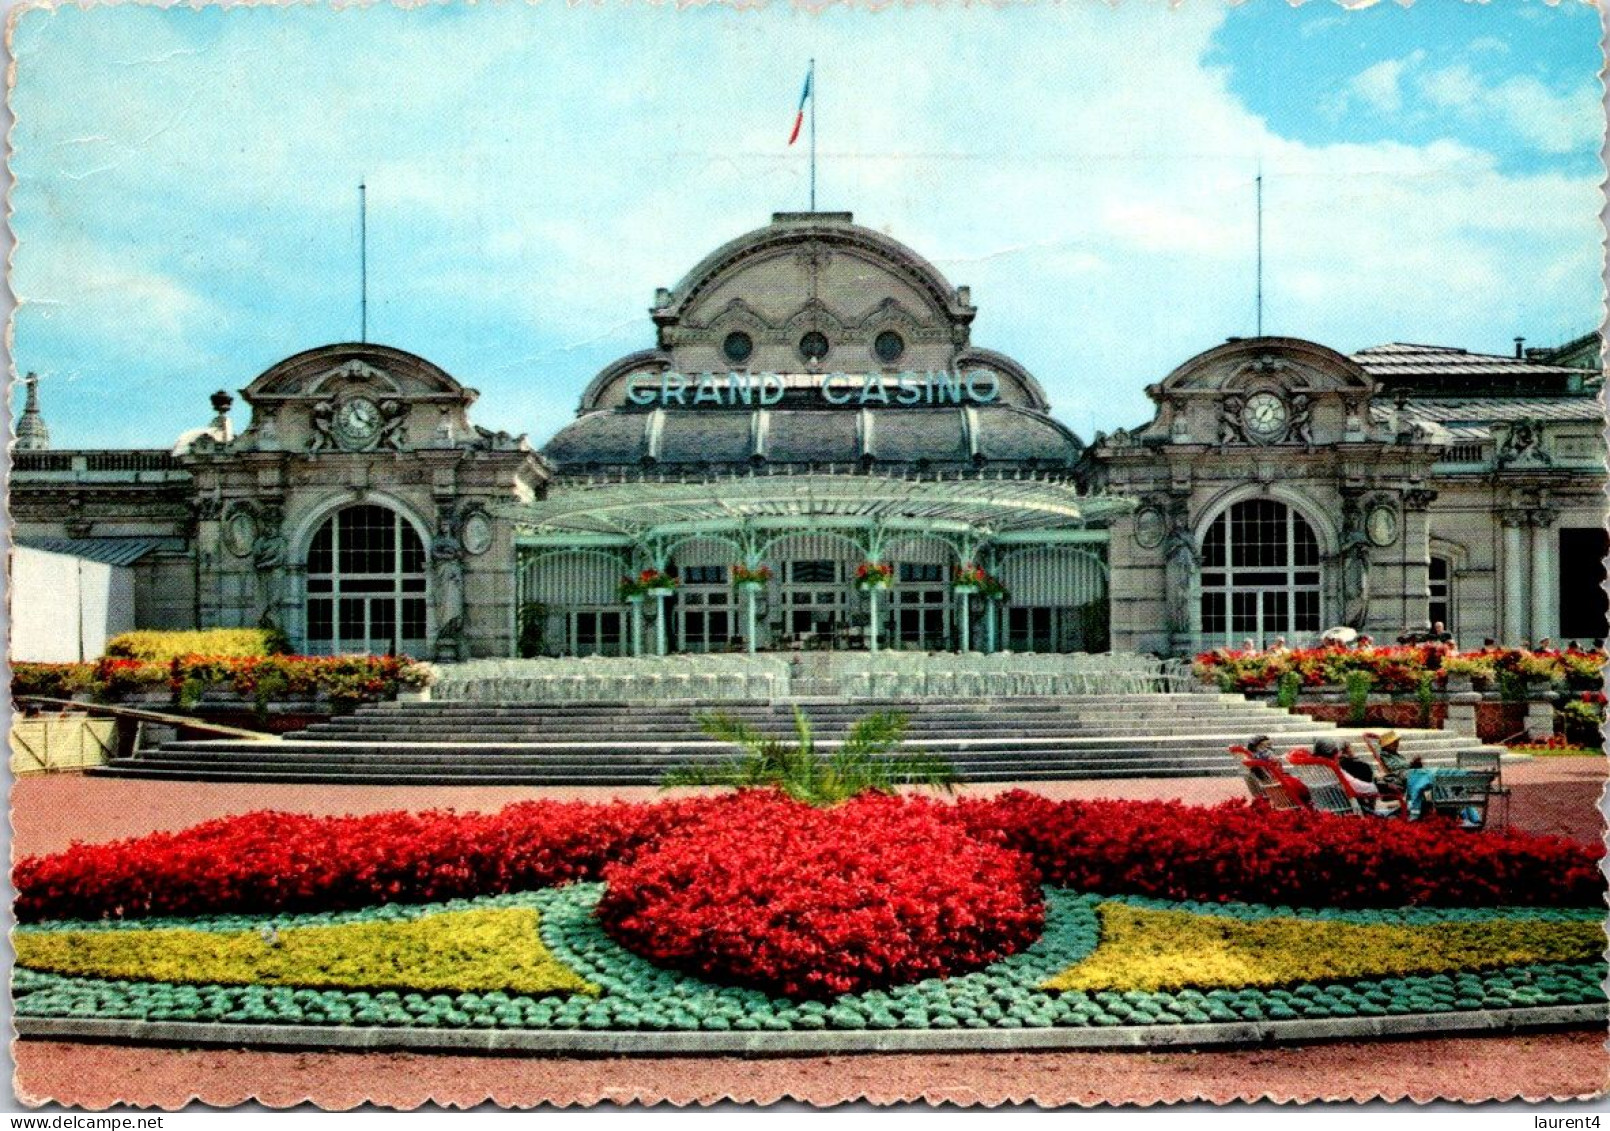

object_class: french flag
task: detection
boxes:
[787,67,812,146]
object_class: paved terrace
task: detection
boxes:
[12,759,1608,1108]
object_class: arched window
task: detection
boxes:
[1429,555,1451,634]
[305,505,428,656]
[1199,500,1322,648]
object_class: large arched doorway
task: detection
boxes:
[305,504,429,656]
[1199,499,1322,649]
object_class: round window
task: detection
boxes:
[874,330,905,364]
[723,331,754,364]
[799,331,831,363]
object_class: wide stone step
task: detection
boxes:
[293,719,1324,741]
[165,734,1453,758]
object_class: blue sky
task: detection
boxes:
[9,0,1603,449]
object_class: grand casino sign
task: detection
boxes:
[625,370,1003,407]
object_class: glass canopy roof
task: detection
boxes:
[501,469,1134,549]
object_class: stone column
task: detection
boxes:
[629,598,644,657]
[1529,509,1558,643]
[957,589,974,653]
[1525,693,1557,742]
[1444,690,1481,738]
[866,587,880,653]
[1501,509,1527,644]
[742,584,759,654]
[652,592,669,656]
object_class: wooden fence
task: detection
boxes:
[10,718,116,774]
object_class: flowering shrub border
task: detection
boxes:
[12,654,433,707]
[1194,645,1606,696]
[105,628,289,662]
[14,888,1605,1034]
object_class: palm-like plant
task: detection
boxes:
[662,706,957,806]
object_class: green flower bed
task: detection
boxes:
[14,887,1605,1034]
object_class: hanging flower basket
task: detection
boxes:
[855,562,895,591]
[953,565,1007,600]
[732,564,773,590]
[620,569,678,602]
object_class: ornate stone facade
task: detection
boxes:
[10,218,1606,659]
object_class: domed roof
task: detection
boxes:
[541,405,1082,473]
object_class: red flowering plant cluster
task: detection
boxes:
[13,798,721,923]
[1506,733,1594,753]
[948,564,1007,600]
[619,569,678,600]
[596,792,1045,997]
[952,792,1605,910]
[731,564,773,587]
[854,562,895,590]
[17,792,1603,930]
[1193,644,1606,696]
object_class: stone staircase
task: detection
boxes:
[92,693,1508,786]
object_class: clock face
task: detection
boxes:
[333,397,382,450]
[1241,391,1289,441]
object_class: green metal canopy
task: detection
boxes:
[502,469,1134,552]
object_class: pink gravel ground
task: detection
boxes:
[10,757,1609,1108]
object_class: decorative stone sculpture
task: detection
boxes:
[252,504,288,618]
[1217,395,1246,445]
[1498,419,1551,468]
[308,401,335,453]
[1162,499,1198,639]
[377,399,408,451]
[1339,494,1371,629]
[1288,393,1314,446]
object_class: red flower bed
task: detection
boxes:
[12,799,712,923]
[954,792,1605,910]
[14,792,1605,925]
[596,792,1045,997]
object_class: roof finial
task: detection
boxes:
[16,372,50,452]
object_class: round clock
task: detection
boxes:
[1366,504,1399,548]
[1241,391,1289,442]
[332,397,382,450]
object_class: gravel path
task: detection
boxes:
[14,1033,1608,1108]
[11,756,1607,1108]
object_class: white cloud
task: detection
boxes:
[1345,50,1426,114]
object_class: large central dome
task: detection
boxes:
[542,212,1083,475]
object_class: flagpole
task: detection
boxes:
[809,58,816,212]
[359,180,368,343]
[1255,169,1263,337]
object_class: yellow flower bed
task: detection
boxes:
[105,628,285,661]
[16,908,597,996]
[1044,904,1604,994]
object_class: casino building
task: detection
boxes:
[11,211,1607,660]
